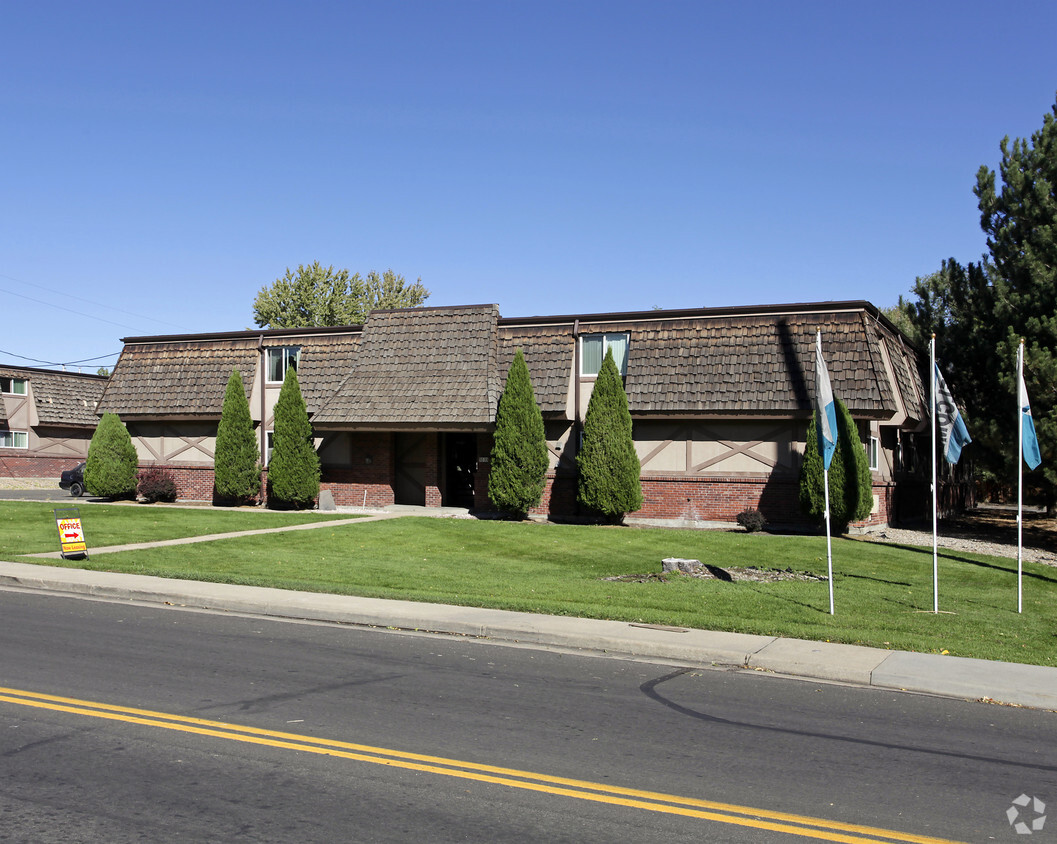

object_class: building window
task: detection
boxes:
[265,431,274,465]
[580,333,629,376]
[0,430,28,448]
[868,436,880,471]
[266,347,300,383]
[1,377,27,395]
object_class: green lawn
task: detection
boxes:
[2,502,1054,667]
[0,501,354,556]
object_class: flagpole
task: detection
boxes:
[931,335,939,614]
[1018,340,1024,614]
[824,466,834,615]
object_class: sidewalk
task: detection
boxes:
[1,559,1054,711]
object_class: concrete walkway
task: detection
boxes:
[1,556,1054,711]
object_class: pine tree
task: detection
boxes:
[577,349,643,522]
[799,399,873,529]
[85,413,139,499]
[214,369,261,503]
[268,366,320,508]
[489,350,548,517]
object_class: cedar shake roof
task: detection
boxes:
[497,326,572,414]
[0,366,107,427]
[499,303,925,420]
[98,328,361,418]
[313,305,500,428]
[96,300,927,428]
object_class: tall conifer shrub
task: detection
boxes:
[268,366,320,508]
[85,413,139,499]
[799,398,873,529]
[489,349,548,517]
[214,369,261,503]
[577,349,643,522]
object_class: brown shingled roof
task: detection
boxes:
[0,366,107,427]
[99,330,361,418]
[313,306,500,428]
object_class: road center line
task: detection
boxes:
[0,686,966,844]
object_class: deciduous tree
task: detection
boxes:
[253,262,429,328]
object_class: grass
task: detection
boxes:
[2,503,1054,666]
[0,501,355,556]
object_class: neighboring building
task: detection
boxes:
[0,366,108,479]
[96,301,930,526]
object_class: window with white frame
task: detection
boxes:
[266,347,300,383]
[0,430,28,448]
[580,333,629,376]
[1,377,27,395]
[868,436,880,471]
[265,431,274,465]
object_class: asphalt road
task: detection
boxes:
[0,589,1053,843]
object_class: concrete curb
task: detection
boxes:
[1,560,1055,711]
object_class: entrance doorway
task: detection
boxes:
[394,433,426,505]
[444,433,477,508]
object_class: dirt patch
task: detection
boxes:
[604,566,827,584]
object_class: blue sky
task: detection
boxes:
[3,1,1056,371]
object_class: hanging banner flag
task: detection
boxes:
[53,508,89,559]
[933,363,972,464]
[815,330,838,470]
[1019,363,1042,470]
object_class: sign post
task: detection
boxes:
[53,508,89,559]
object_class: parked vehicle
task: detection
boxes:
[59,462,86,497]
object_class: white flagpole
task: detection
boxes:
[824,466,834,615]
[1018,340,1024,614]
[931,335,939,614]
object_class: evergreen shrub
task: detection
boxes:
[214,369,261,503]
[577,349,643,522]
[268,366,320,508]
[489,350,548,518]
[85,413,139,499]
[799,399,873,529]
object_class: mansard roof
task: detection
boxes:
[97,327,361,418]
[0,365,107,427]
[312,305,501,429]
[96,300,927,428]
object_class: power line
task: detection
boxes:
[0,348,120,368]
[0,271,189,331]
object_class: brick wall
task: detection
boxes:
[0,453,85,479]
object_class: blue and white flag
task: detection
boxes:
[1019,366,1042,470]
[815,331,838,470]
[933,363,971,464]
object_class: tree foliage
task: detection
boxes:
[253,262,429,328]
[799,399,873,530]
[577,349,643,522]
[214,369,261,503]
[900,95,1057,507]
[85,413,139,499]
[489,350,548,517]
[267,366,320,508]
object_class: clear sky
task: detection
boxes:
[3,1,1056,371]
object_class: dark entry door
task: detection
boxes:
[394,433,426,505]
[444,433,477,508]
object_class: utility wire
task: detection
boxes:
[0,272,188,331]
[0,348,120,368]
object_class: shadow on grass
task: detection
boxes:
[886,543,1057,586]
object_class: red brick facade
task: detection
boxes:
[0,453,85,479]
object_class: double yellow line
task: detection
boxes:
[0,686,964,843]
